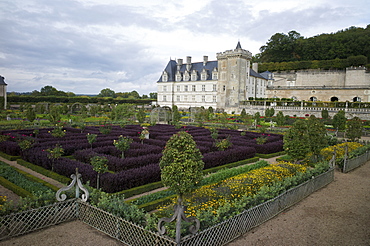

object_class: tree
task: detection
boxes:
[113,135,133,158]
[159,131,204,203]
[136,106,146,123]
[98,88,116,98]
[149,92,157,99]
[40,85,58,96]
[87,133,97,149]
[25,106,36,122]
[306,115,328,161]
[333,110,347,131]
[46,144,64,171]
[48,105,62,124]
[90,156,108,190]
[172,105,181,125]
[321,109,329,119]
[283,120,310,162]
[346,117,363,141]
[275,111,285,126]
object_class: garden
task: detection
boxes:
[1,106,370,244]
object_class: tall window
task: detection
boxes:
[223,85,226,91]
[163,95,167,102]
[177,85,180,91]
[163,86,167,92]
[202,95,205,102]
[177,95,180,101]
[184,85,188,92]
[192,95,195,101]
[184,95,188,101]
[213,84,217,92]
[192,85,196,91]
[213,96,217,102]
[202,85,205,91]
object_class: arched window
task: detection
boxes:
[353,97,361,102]
[309,96,317,101]
[330,97,339,102]
[291,96,297,101]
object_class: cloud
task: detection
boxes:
[0,0,368,95]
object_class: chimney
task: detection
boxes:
[203,56,208,66]
[186,56,192,71]
[177,58,183,71]
[252,62,259,72]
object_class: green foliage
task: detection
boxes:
[257,26,370,65]
[159,131,204,199]
[265,108,275,118]
[346,117,363,141]
[113,135,133,158]
[136,106,146,123]
[99,124,112,134]
[90,156,109,189]
[25,106,36,122]
[275,111,285,126]
[209,128,219,140]
[255,136,267,145]
[215,137,232,151]
[48,105,62,124]
[172,105,181,124]
[284,116,327,162]
[283,120,311,162]
[98,88,116,98]
[86,133,97,149]
[253,112,261,125]
[333,110,347,131]
[18,139,34,150]
[46,144,64,171]
[49,126,66,137]
[321,109,329,119]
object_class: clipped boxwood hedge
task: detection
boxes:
[0,152,20,161]
[0,176,33,198]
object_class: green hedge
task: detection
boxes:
[17,159,71,184]
[203,156,260,175]
[117,181,164,199]
[256,151,285,159]
[0,176,33,198]
[0,152,20,161]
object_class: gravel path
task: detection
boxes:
[1,160,369,245]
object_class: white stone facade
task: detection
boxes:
[157,42,267,112]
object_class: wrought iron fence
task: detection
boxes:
[77,201,176,246]
[1,168,334,245]
[343,150,370,173]
[181,168,334,246]
[0,199,77,241]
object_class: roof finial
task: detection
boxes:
[236,40,242,49]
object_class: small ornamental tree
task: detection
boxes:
[46,144,64,171]
[172,105,182,125]
[136,106,146,123]
[86,133,97,149]
[159,131,204,205]
[90,156,109,190]
[275,111,285,126]
[215,137,232,151]
[113,135,133,158]
[283,120,310,163]
[333,110,347,131]
[306,115,328,161]
[346,117,363,141]
[25,107,36,123]
[321,109,329,119]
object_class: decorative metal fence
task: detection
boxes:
[343,150,370,173]
[77,201,176,246]
[0,199,77,241]
[1,168,334,245]
[181,168,334,246]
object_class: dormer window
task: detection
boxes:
[191,70,198,81]
[201,69,208,81]
[212,67,218,80]
[162,71,168,82]
[184,71,190,81]
[175,71,182,82]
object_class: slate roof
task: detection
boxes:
[158,59,266,82]
[0,76,7,85]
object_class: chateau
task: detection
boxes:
[157,42,370,114]
[156,42,268,112]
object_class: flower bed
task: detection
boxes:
[0,124,283,193]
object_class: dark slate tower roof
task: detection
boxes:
[236,41,242,49]
[0,76,7,85]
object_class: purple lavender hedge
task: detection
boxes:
[0,124,283,192]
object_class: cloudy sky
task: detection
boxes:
[0,0,369,96]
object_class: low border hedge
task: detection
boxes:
[0,176,33,198]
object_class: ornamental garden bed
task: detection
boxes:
[0,124,283,193]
